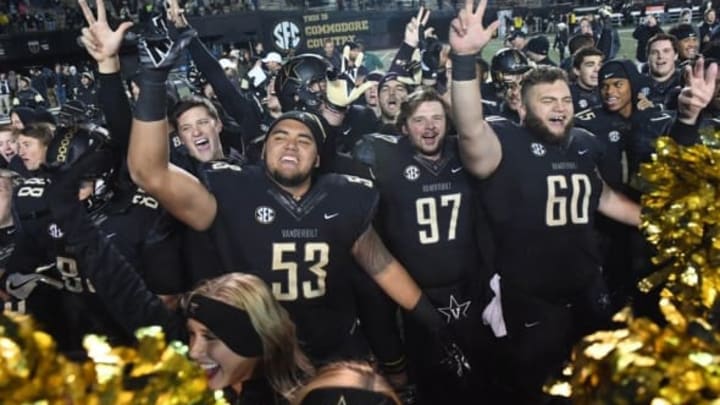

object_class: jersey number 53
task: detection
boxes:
[271,242,329,301]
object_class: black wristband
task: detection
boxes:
[142,68,171,86]
[133,81,167,122]
[670,119,700,146]
[451,53,477,82]
[408,294,444,333]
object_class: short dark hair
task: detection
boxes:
[170,96,220,130]
[395,86,451,132]
[18,123,54,146]
[521,66,569,104]
[0,124,15,134]
[568,34,596,55]
[572,47,604,70]
[646,32,679,57]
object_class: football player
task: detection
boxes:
[449,2,717,402]
[642,33,681,106]
[483,48,532,121]
[569,47,603,112]
[354,87,487,404]
[127,19,468,373]
[3,127,131,353]
[449,1,642,402]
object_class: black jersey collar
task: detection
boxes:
[264,173,328,221]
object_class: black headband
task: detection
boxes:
[185,295,263,357]
[300,388,397,405]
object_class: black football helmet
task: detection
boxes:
[274,53,333,112]
[45,125,115,210]
[490,48,532,87]
[46,126,110,178]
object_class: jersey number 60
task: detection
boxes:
[545,174,591,226]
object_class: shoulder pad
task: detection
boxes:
[575,108,596,121]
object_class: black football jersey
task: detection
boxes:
[480,118,605,301]
[574,106,630,189]
[199,162,378,361]
[95,186,187,294]
[6,176,131,352]
[357,135,480,289]
[569,82,602,113]
[626,107,675,177]
[642,71,680,106]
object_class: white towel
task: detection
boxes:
[481,273,508,337]
[247,65,267,88]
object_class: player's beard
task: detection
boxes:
[269,168,312,188]
[524,108,574,145]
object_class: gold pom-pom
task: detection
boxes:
[549,131,720,403]
[0,312,228,404]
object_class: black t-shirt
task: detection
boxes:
[198,162,379,360]
[479,118,605,301]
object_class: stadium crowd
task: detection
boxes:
[3,0,720,403]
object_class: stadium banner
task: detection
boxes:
[0,10,456,63]
[261,10,454,53]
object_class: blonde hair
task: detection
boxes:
[291,361,401,405]
[186,273,314,399]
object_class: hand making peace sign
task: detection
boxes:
[78,0,134,65]
[677,56,719,125]
[449,0,500,56]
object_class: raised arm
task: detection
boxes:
[386,8,429,74]
[127,9,217,231]
[167,6,263,141]
[450,0,502,178]
[78,0,134,151]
